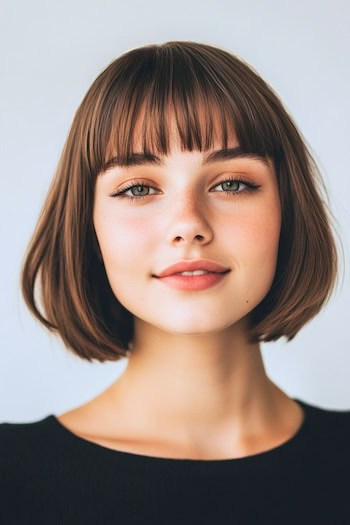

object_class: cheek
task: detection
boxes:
[229,204,281,265]
[226,203,281,308]
[95,214,155,270]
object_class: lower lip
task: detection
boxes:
[154,272,230,291]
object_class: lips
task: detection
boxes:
[155,260,231,278]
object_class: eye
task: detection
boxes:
[109,180,155,201]
[209,177,260,195]
[108,176,261,203]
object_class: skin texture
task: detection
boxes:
[57,119,304,460]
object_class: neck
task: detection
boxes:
[100,319,293,450]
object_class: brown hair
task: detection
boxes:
[20,41,342,362]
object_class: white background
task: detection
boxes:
[1,0,349,421]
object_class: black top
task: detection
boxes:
[1,398,350,524]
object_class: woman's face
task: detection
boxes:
[93,126,281,340]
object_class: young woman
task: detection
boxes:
[1,41,349,524]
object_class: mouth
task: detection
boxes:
[154,259,231,278]
[152,270,230,279]
[152,270,230,291]
[153,270,230,278]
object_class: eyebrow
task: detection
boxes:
[103,147,270,172]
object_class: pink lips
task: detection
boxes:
[155,259,230,278]
[153,259,231,292]
[155,271,230,291]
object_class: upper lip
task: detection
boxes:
[154,260,231,278]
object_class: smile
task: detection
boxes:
[154,271,230,292]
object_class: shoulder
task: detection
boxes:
[0,416,54,508]
[0,416,60,479]
[297,398,350,459]
[299,398,350,428]
[300,399,350,427]
[0,416,54,450]
[295,399,350,514]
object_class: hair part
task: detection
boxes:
[20,41,342,362]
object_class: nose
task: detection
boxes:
[166,197,213,246]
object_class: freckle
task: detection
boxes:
[246,300,249,303]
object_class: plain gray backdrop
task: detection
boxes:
[1,0,349,421]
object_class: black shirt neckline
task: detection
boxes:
[47,397,313,466]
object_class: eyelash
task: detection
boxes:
[108,176,261,203]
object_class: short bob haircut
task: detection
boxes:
[21,41,341,363]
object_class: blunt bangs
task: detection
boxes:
[82,42,282,178]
